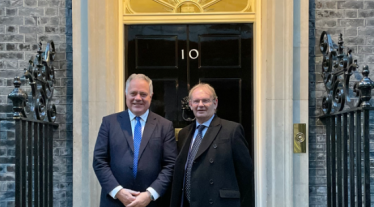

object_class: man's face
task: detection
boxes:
[126,79,152,116]
[189,87,218,124]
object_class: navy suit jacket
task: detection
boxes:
[93,110,178,207]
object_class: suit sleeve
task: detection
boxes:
[231,124,254,207]
[149,121,178,196]
[93,117,120,195]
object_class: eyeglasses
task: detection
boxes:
[191,99,213,105]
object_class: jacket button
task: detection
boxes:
[129,166,133,169]
[213,144,217,149]
[210,158,214,163]
[210,179,214,185]
[193,161,197,164]
[209,199,213,204]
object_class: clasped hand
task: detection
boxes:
[116,188,152,207]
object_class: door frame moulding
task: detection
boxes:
[72,0,299,206]
[120,1,265,206]
[122,13,256,24]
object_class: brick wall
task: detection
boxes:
[0,120,15,207]
[309,0,374,206]
[0,0,73,206]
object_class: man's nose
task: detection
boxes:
[197,100,205,106]
[135,94,142,100]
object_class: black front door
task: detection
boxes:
[126,23,254,206]
[125,24,253,155]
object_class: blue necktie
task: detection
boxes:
[133,117,142,178]
[185,125,206,202]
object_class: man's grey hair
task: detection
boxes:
[125,74,153,95]
[188,83,218,100]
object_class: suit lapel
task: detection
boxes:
[179,123,196,165]
[138,111,157,160]
[119,110,134,152]
[194,116,221,160]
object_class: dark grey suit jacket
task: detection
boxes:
[170,115,254,207]
[93,110,178,207]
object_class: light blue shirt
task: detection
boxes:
[190,114,215,149]
[109,109,160,200]
[128,109,149,137]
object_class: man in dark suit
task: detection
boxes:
[93,74,178,207]
[170,83,253,207]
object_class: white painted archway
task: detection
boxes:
[72,0,309,206]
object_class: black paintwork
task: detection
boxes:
[126,23,253,152]
[126,23,254,207]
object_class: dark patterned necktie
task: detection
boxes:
[133,116,142,178]
[185,125,206,202]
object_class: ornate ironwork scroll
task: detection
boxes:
[8,41,57,122]
[319,31,374,114]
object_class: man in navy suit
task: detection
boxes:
[93,74,178,207]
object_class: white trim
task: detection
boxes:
[72,0,311,206]
[292,0,309,206]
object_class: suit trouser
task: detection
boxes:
[182,195,190,207]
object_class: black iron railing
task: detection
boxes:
[4,41,58,207]
[319,31,374,207]
[320,108,372,207]
[13,118,57,207]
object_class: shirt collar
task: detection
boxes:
[128,109,149,122]
[196,114,215,129]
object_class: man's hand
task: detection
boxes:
[116,189,140,206]
[127,192,152,207]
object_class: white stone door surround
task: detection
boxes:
[72,0,309,206]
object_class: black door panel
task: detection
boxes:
[126,24,253,152]
[126,23,254,207]
[198,35,241,69]
[199,78,242,123]
[135,35,179,69]
[188,24,253,158]
[127,25,188,127]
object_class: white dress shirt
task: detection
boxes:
[109,109,160,200]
